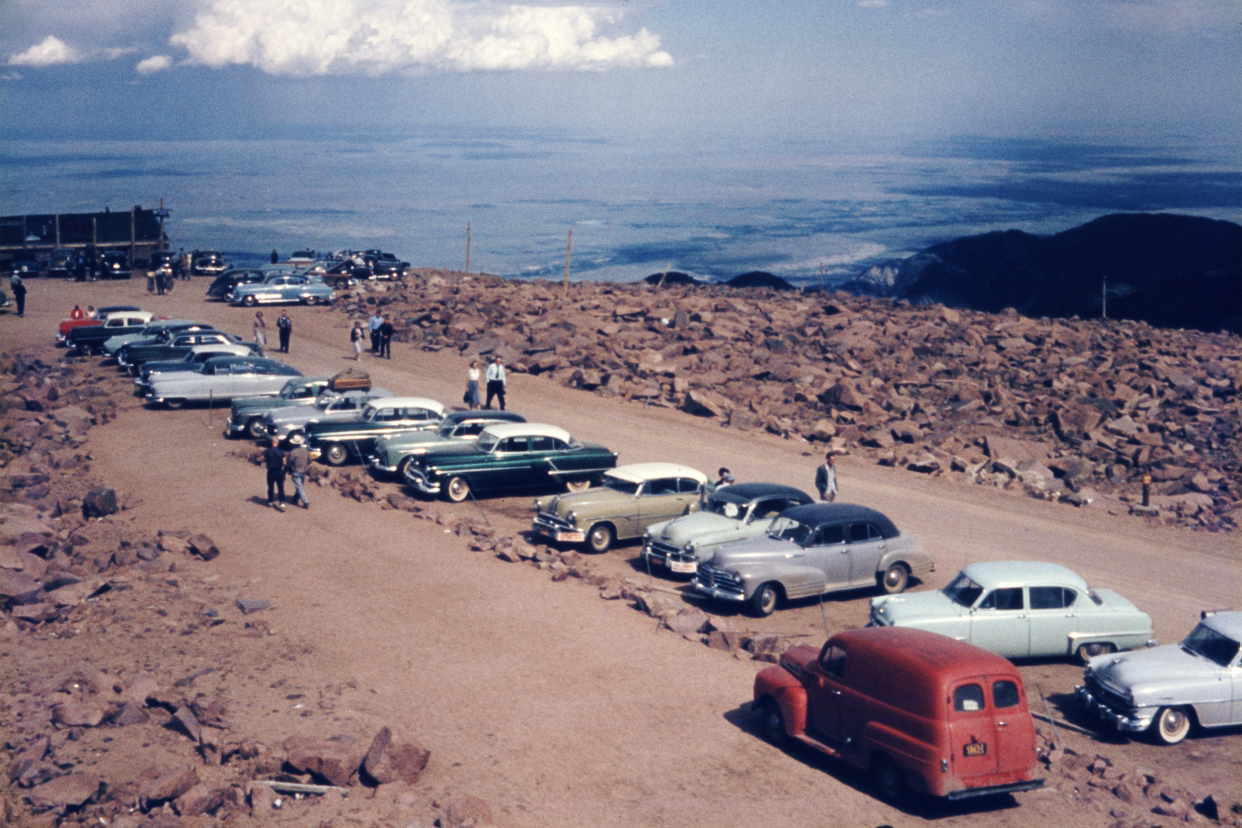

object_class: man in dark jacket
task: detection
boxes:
[263,437,287,511]
[286,438,311,509]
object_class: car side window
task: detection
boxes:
[954,684,985,712]
[678,478,702,494]
[1029,586,1067,610]
[979,588,1024,611]
[529,435,554,452]
[648,478,678,496]
[820,644,847,679]
[457,422,484,437]
[500,437,528,452]
[753,499,785,520]
[814,524,846,546]
[549,438,569,450]
[992,680,1020,709]
[849,523,870,543]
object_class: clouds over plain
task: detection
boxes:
[3,0,672,75]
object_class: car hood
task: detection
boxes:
[1088,645,1225,707]
[702,535,799,567]
[544,487,633,515]
[870,589,969,624]
[650,512,744,544]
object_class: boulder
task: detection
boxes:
[187,534,220,561]
[81,487,117,518]
[139,768,200,810]
[52,700,107,728]
[284,736,363,787]
[27,773,103,814]
[363,726,431,785]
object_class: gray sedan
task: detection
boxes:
[265,388,394,440]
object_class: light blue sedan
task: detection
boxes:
[869,561,1154,662]
[229,273,334,306]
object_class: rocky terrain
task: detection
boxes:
[344,269,1240,532]
[1,275,1239,828]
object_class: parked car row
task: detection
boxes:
[70,303,1234,807]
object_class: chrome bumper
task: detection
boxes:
[692,583,746,603]
[1075,685,1153,733]
[405,468,440,495]
[532,515,584,543]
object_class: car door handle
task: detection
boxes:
[997,721,1009,727]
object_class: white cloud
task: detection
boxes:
[7,35,83,67]
[136,54,174,74]
[169,0,673,76]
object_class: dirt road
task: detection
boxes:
[6,276,1240,827]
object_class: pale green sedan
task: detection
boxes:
[869,561,1154,662]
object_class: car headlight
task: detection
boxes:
[643,528,650,541]
[566,511,576,525]
[683,541,697,553]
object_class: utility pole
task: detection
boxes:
[465,222,471,275]
[563,229,572,297]
[1102,274,1107,319]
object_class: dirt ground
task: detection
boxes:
[3,275,1240,828]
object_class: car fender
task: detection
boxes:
[732,562,825,600]
[753,665,808,736]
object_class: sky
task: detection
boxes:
[2,0,1239,146]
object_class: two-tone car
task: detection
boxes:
[693,503,933,617]
[144,356,302,409]
[869,561,1154,662]
[66,312,163,355]
[226,376,333,439]
[642,482,813,574]
[404,423,617,503]
[55,305,145,346]
[1078,609,1241,745]
[117,330,254,373]
[229,273,333,306]
[534,463,709,553]
[136,346,267,391]
[368,410,527,478]
[265,388,394,442]
[102,319,204,358]
[307,397,447,465]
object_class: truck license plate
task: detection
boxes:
[963,742,988,757]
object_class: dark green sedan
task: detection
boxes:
[403,423,617,502]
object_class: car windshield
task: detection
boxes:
[704,497,742,518]
[475,433,501,452]
[602,475,641,496]
[943,572,985,607]
[1181,623,1241,667]
[766,515,813,546]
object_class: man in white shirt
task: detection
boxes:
[368,312,384,354]
[485,356,507,410]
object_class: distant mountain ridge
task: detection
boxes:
[840,213,1241,334]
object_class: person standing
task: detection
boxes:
[815,453,838,502]
[286,438,311,509]
[10,273,26,318]
[276,310,292,353]
[350,321,365,360]
[378,315,394,359]
[253,311,267,354]
[465,360,481,409]
[270,249,279,265]
[75,254,87,283]
[485,355,507,410]
[368,311,384,354]
[70,304,85,320]
[179,249,191,280]
[263,437,287,511]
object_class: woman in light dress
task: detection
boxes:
[350,322,365,361]
[465,360,481,409]
[253,312,267,354]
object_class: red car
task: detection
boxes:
[753,626,1044,802]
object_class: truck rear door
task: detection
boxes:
[947,679,998,781]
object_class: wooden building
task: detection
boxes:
[0,205,170,266]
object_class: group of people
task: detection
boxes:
[262,437,312,511]
[350,313,394,360]
[252,310,294,355]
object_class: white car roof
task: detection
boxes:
[365,397,445,413]
[480,422,572,442]
[607,463,708,484]
[959,561,1089,590]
